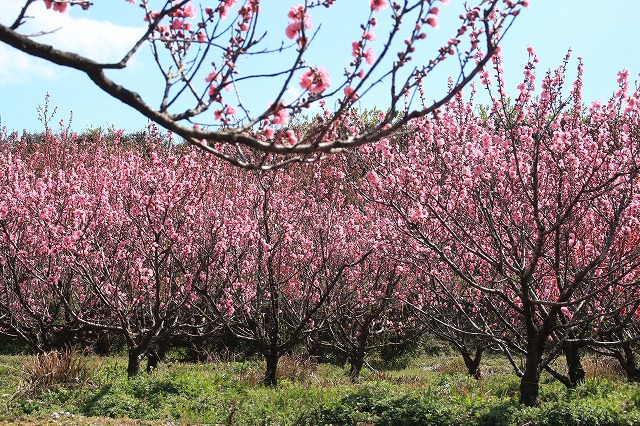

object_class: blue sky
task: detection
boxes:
[1,1,639,133]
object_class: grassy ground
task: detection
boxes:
[0,353,639,425]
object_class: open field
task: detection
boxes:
[1,353,640,426]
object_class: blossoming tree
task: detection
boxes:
[0,0,527,167]
[193,162,373,386]
[0,131,96,352]
[363,50,640,406]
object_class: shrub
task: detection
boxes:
[7,349,92,411]
[13,350,91,397]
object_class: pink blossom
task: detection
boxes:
[364,48,376,65]
[182,2,197,18]
[44,0,68,12]
[205,70,218,83]
[219,0,237,19]
[351,41,361,58]
[285,129,298,145]
[300,67,331,94]
[617,69,630,84]
[344,86,359,101]
[144,11,160,22]
[285,5,312,40]
[264,127,276,139]
[286,22,302,40]
[370,0,387,12]
[270,104,290,125]
[426,15,439,28]
[366,170,381,185]
[344,86,356,97]
[158,25,171,37]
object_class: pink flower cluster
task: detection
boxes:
[144,1,199,41]
[285,5,312,41]
[352,42,376,65]
[300,67,331,94]
[44,0,68,13]
[369,0,387,12]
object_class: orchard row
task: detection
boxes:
[1,52,639,406]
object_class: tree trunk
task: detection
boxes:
[348,351,365,381]
[127,350,142,377]
[263,350,279,387]
[520,365,540,407]
[146,339,170,372]
[460,345,483,379]
[94,333,111,356]
[306,332,325,363]
[190,333,209,363]
[146,352,161,372]
[619,344,640,382]
[564,343,585,388]
[520,340,542,407]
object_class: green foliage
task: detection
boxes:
[1,355,640,425]
[376,337,424,371]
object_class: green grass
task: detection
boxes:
[1,354,639,425]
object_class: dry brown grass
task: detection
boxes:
[582,355,625,380]
[277,353,318,383]
[8,349,92,404]
[435,356,467,375]
[224,353,320,385]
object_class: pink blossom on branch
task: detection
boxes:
[370,0,387,12]
[364,48,376,65]
[44,0,68,13]
[1,0,528,168]
[300,67,331,94]
[285,5,312,40]
[426,15,439,29]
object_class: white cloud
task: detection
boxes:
[283,86,303,104]
[0,0,146,85]
[0,43,58,84]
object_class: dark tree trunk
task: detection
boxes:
[146,339,170,372]
[616,343,640,382]
[94,333,111,356]
[146,352,161,372]
[520,364,540,407]
[348,327,370,381]
[190,334,209,363]
[564,343,585,388]
[127,350,142,377]
[460,345,484,379]
[520,337,542,407]
[263,350,279,387]
[306,332,325,363]
[348,351,365,381]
